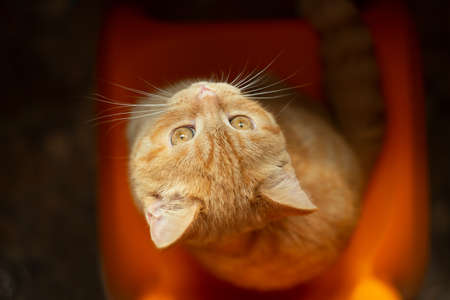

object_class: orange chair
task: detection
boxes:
[96,1,428,299]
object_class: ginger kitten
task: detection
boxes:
[127,80,363,290]
[125,0,384,291]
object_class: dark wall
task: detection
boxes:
[1,1,102,299]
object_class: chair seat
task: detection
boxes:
[97,1,428,299]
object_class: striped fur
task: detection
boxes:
[127,82,361,290]
[125,0,383,290]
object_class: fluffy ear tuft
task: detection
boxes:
[145,198,199,249]
[260,167,317,214]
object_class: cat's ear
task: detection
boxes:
[145,199,199,249]
[260,168,317,214]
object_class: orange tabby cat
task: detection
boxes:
[126,0,384,291]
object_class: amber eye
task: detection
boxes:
[171,127,195,145]
[230,115,253,130]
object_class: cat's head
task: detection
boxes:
[129,81,317,249]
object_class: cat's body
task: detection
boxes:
[127,83,363,290]
[125,0,383,291]
[187,98,363,290]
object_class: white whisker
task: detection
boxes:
[276,98,294,117]
[111,82,169,99]
[92,94,168,107]
[242,84,309,97]
[225,68,231,83]
[238,75,268,92]
[236,52,283,89]
[230,71,243,85]
[94,110,165,126]
[230,61,250,85]
[245,93,293,100]
[89,108,164,123]
[138,77,172,97]
[234,68,259,88]
[242,71,299,93]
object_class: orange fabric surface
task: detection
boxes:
[96,2,428,299]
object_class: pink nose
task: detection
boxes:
[198,85,216,99]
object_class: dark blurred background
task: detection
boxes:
[1,0,449,299]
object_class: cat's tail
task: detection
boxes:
[299,0,385,174]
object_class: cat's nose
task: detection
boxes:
[197,85,220,115]
[198,85,217,99]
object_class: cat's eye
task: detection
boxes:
[230,115,253,130]
[171,127,195,145]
